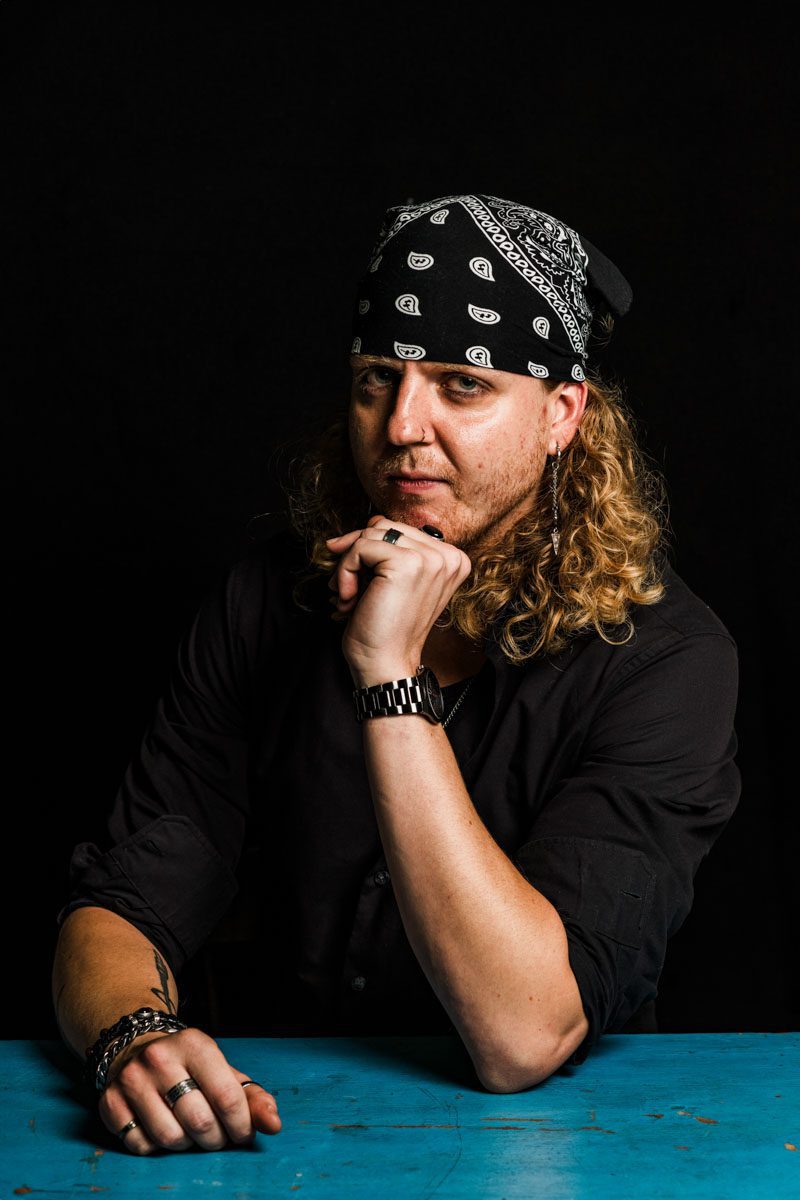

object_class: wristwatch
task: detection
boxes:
[353,665,444,724]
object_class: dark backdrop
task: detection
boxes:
[2,6,797,1038]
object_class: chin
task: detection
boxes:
[379,498,451,535]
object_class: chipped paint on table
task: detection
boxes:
[1,1034,798,1198]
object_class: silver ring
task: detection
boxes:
[117,1118,139,1138]
[164,1077,200,1108]
[382,528,403,544]
[241,1079,264,1090]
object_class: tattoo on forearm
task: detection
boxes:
[150,950,176,1015]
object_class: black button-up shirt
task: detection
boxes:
[57,524,740,1064]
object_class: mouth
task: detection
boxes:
[387,476,448,492]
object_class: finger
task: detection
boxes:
[366,514,449,545]
[232,1071,282,1136]
[125,1038,230,1151]
[327,532,368,603]
[325,529,362,557]
[365,515,445,545]
[99,1089,158,1157]
[188,1059,269,1147]
[366,519,472,583]
[338,537,427,603]
[163,1081,231,1151]
[114,1064,209,1152]
[327,521,462,608]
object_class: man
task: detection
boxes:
[52,194,740,1155]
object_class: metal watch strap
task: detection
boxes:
[353,666,440,723]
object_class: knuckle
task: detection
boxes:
[113,1053,139,1080]
[188,1113,219,1137]
[214,1084,246,1115]
[178,1025,206,1050]
[189,1123,230,1152]
[230,1128,255,1146]
[159,1128,191,1151]
[209,1137,229,1152]
[113,1057,146,1091]
[139,1039,175,1070]
[129,1139,156,1156]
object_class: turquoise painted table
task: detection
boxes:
[1,1034,798,1198]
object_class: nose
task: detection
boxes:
[384,369,435,446]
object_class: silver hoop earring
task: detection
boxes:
[550,443,561,556]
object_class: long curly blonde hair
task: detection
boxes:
[275,372,668,663]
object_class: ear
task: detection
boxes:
[546,380,587,457]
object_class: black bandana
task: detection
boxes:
[350,194,632,381]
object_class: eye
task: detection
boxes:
[442,373,487,399]
[355,367,398,394]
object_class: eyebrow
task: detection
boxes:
[350,353,495,379]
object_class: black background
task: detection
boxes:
[2,5,797,1038]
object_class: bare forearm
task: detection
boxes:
[52,906,180,1067]
[361,715,588,1091]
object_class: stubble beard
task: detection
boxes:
[371,464,543,562]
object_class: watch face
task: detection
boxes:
[424,669,445,720]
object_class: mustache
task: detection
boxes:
[377,463,451,481]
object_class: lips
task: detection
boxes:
[388,476,448,492]
[388,472,447,481]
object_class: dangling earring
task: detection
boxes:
[550,443,561,556]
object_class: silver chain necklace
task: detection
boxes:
[442,676,474,729]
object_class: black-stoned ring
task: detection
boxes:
[117,1119,139,1138]
[382,528,403,544]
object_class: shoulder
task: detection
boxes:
[585,563,739,750]
[633,562,736,647]
[617,563,738,691]
[537,562,739,736]
[589,562,739,687]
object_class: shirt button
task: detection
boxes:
[373,869,390,887]
[350,975,367,992]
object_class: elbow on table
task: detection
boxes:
[473,1017,590,1094]
[475,1053,556,1094]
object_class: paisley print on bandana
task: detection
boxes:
[351,194,632,380]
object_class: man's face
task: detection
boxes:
[348,354,561,556]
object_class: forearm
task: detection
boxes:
[361,715,588,1092]
[52,905,181,1070]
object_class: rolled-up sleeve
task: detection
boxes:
[57,555,261,976]
[513,631,740,1063]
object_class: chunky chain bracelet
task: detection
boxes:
[85,1006,188,1092]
